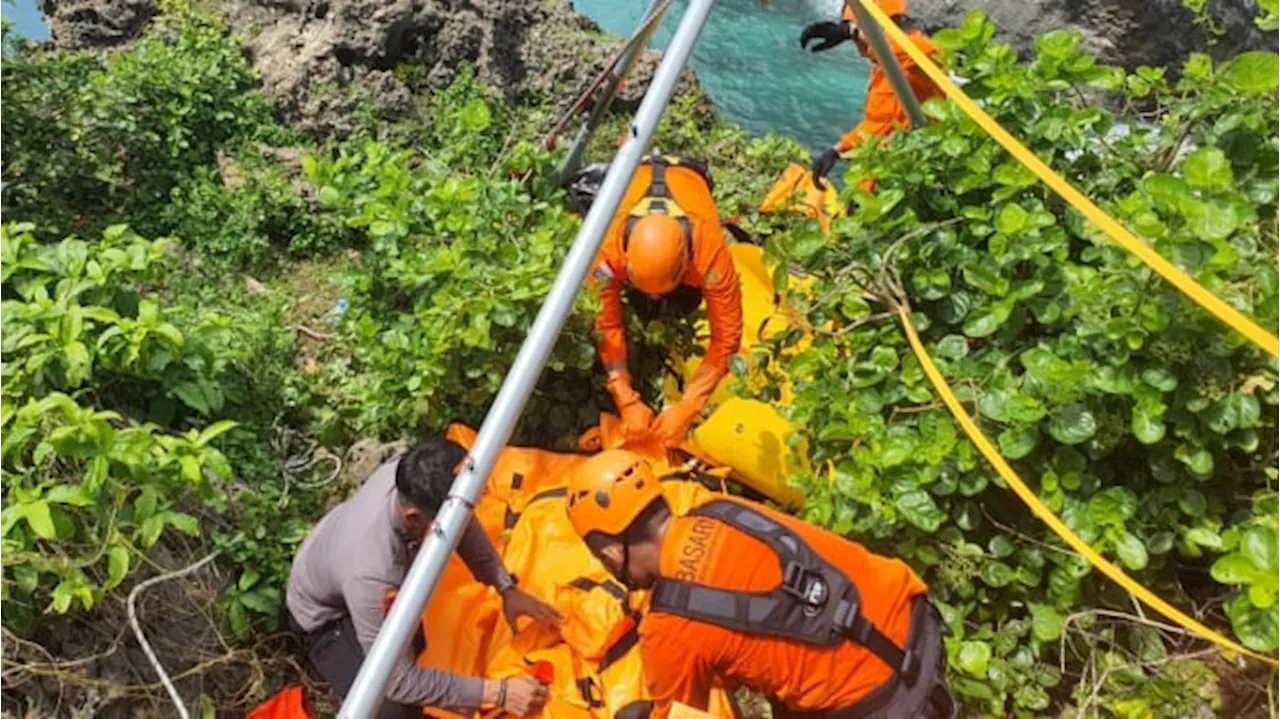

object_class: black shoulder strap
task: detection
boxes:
[650,500,909,673]
[649,153,672,199]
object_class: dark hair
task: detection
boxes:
[585,497,671,553]
[395,438,467,514]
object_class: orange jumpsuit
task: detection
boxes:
[836,20,943,153]
[588,163,743,411]
[638,497,928,718]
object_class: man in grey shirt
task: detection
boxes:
[287,437,560,717]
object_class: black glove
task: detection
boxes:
[799,20,852,52]
[811,147,840,189]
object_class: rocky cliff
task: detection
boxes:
[39,0,699,138]
[912,0,1276,71]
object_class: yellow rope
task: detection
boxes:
[854,0,1279,358]
[895,304,1279,667]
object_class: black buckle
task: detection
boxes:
[782,561,827,609]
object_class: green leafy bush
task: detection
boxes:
[1,4,279,239]
[302,133,603,445]
[0,224,237,629]
[755,11,1277,715]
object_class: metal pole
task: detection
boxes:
[556,0,667,184]
[843,0,927,128]
[336,0,717,715]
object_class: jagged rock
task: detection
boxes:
[342,437,408,488]
[39,0,153,49]
[222,0,705,138]
[912,0,1276,71]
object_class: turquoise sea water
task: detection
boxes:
[575,0,871,153]
[2,0,869,151]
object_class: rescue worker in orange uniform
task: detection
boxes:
[587,154,743,448]
[565,450,955,719]
[800,0,943,187]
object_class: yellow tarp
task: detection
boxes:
[758,161,845,234]
[664,243,817,508]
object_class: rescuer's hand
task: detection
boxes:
[799,20,852,52]
[619,398,657,438]
[811,147,840,189]
[503,676,549,716]
[501,587,562,633]
[652,401,701,448]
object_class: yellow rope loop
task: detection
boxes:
[854,0,1279,359]
[894,304,1279,667]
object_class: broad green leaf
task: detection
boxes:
[1048,404,1097,445]
[195,420,238,447]
[1115,531,1149,570]
[1182,147,1233,189]
[998,425,1039,459]
[1093,365,1137,394]
[1178,490,1207,518]
[1089,487,1137,526]
[45,484,94,507]
[1141,368,1178,392]
[963,302,1011,338]
[980,561,1016,587]
[1227,51,1280,93]
[995,203,1029,234]
[1175,443,1214,477]
[934,334,969,360]
[957,641,992,678]
[172,382,212,415]
[1211,555,1262,585]
[894,490,945,532]
[50,580,75,614]
[14,565,40,595]
[788,233,827,262]
[135,486,158,523]
[1006,393,1047,423]
[1185,526,1224,550]
[239,568,262,591]
[164,511,201,537]
[989,535,1017,558]
[1029,603,1065,641]
[238,589,280,615]
[978,390,1010,422]
[1036,30,1080,60]
[1225,594,1279,652]
[139,515,166,548]
[1241,526,1279,571]
[105,545,130,590]
[1131,402,1166,445]
[1182,199,1238,241]
[1142,173,1188,208]
[962,259,1009,296]
[25,501,56,540]
[317,186,341,208]
[869,346,899,371]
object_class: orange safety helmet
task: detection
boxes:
[566,450,664,539]
[625,215,689,297]
[842,0,907,23]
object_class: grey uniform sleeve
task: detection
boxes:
[457,519,512,589]
[342,575,485,710]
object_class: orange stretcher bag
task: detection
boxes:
[758,162,845,234]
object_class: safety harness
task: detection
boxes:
[649,500,930,704]
[621,153,713,261]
